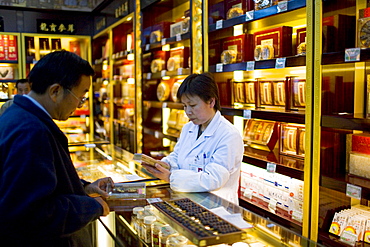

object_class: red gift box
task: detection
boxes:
[151,21,172,40]
[352,134,370,155]
[254,26,293,58]
[0,35,4,60]
[7,35,17,61]
[222,33,254,62]
[209,40,222,65]
[243,119,279,151]
[168,46,190,69]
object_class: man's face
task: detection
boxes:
[17,83,31,95]
[55,75,91,121]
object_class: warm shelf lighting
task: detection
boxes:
[127,53,134,61]
[233,70,244,82]
[127,78,135,84]
[233,24,243,36]
[162,76,171,80]
[162,44,170,51]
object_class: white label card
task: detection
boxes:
[145,44,150,51]
[161,70,167,77]
[340,231,357,246]
[216,20,223,29]
[268,198,277,213]
[216,63,223,72]
[243,189,253,200]
[176,34,181,42]
[162,102,167,108]
[346,183,362,200]
[84,144,96,148]
[243,109,252,119]
[177,67,183,75]
[147,198,163,203]
[161,38,166,46]
[246,61,255,71]
[146,73,152,80]
[345,48,361,62]
[275,57,286,69]
[245,11,254,21]
[292,210,303,223]
[277,1,288,13]
[266,162,276,173]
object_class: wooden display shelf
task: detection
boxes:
[143,68,191,80]
[209,55,306,72]
[322,114,370,131]
[243,151,304,181]
[239,197,302,234]
[322,48,370,65]
[143,100,184,109]
[0,79,17,83]
[321,174,370,201]
[0,60,18,64]
[208,0,306,32]
[143,126,177,142]
[221,107,305,124]
[143,32,191,51]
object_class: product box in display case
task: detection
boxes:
[296,27,306,55]
[222,33,254,63]
[143,79,159,100]
[156,78,175,102]
[217,80,233,106]
[1,35,17,61]
[167,46,190,71]
[254,0,277,10]
[280,123,305,158]
[225,0,245,19]
[150,21,173,43]
[208,1,225,25]
[142,52,152,73]
[285,77,306,111]
[258,80,273,106]
[322,14,356,52]
[348,133,370,179]
[245,81,255,104]
[209,39,222,65]
[150,50,170,73]
[243,119,279,151]
[233,81,245,103]
[253,26,293,59]
[272,80,286,106]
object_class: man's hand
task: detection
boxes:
[94,197,110,216]
[85,177,114,198]
[142,163,171,182]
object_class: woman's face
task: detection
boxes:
[181,94,215,126]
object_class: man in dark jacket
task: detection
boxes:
[0,50,112,246]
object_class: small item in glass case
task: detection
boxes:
[245,81,255,104]
[254,0,276,10]
[259,81,273,105]
[227,7,244,19]
[272,81,285,106]
[296,38,306,56]
[150,30,162,44]
[358,17,370,48]
[243,119,277,151]
[107,182,146,199]
[151,59,165,73]
[170,21,184,37]
[234,82,245,103]
[221,50,237,64]
[157,81,171,102]
[182,17,190,33]
[254,45,262,61]
[167,56,181,71]
[171,80,182,102]
[280,124,305,158]
[261,44,274,60]
[293,79,306,107]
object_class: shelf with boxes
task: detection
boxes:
[206,0,307,235]
[314,1,370,246]
[0,33,23,101]
[140,0,194,155]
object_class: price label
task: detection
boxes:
[145,44,150,51]
[292,210,303,223]
[146,73,152,80]
[154,131,160,138]
[246,61,255,71]
[346,183,362,200]
[177,67,183,75]
[243,109,252,119]
[340,231,357,246]
[216,63,223,72]
[275,57,286,69]
[266,162,276,173]
[162,102,168,108]
[147,198,163,203]
[176,34,182,42]
[243,189,253,200]
[245,10,254,21]
[345,48,360,62]
[268,198,277,213]
[161,38,166,46]
[84,144,96,148]
[216,20,223,29]
[277,1,288,13]
[161,70,167,77]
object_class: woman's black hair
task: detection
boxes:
[177,72,221,111]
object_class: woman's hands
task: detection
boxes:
[142,162,171,182]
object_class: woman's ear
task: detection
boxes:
[209,97,215,108]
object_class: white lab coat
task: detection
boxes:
[162,111,244,204]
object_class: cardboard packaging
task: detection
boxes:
[254,26,293,58]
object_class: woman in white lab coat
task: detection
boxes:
[143,73,244,204]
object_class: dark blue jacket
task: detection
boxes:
[0,95,102,246]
